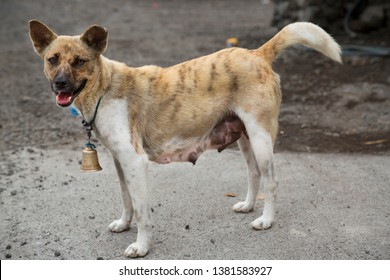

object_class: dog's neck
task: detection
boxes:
[73,56,113,123]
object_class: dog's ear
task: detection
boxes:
[29,20,57,57]
[81,25,108,55]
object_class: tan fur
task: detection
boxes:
[129,48,282,157]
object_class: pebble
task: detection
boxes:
[5,253,12,259]
[54,251,61,257]
[10,190,17,196]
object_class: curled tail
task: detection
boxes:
[257,22,342,63]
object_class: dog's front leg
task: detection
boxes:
[108,158,133,232]
[114,151,152,258]
[96,99,152,257]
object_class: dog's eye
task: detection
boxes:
[48,56,59,66]
[73,58,87,67]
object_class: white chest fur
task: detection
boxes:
[93,98,133,157]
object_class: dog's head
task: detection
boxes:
[29,20,108,107]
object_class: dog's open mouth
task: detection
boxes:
[55,79,87,107]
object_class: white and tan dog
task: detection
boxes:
[29,20,341,257]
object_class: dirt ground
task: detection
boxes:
[0,0,389,156]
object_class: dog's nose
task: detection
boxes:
[54,76,68,89]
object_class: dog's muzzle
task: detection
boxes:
[52,79,87,107]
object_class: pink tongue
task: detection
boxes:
[56,92,72,106]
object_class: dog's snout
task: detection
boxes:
[54,76,69,89]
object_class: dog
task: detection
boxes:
[29,19,341,257]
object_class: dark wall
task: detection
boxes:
[272,0,389,35]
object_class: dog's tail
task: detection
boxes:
[256,22,342,64]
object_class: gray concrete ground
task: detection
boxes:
[1,147,389,259]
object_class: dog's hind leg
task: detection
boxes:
[233,135,261,212]
[108,158,133,232]
[236,109,278,230]
[251,155,278,230]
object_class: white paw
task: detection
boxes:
[233,201,254,213]
[108,219,131,233]
[124,242,149,258]
[251,216,273,230]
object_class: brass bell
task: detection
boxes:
[80,146,102,172]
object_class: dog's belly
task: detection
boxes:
[153,115,246,164]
